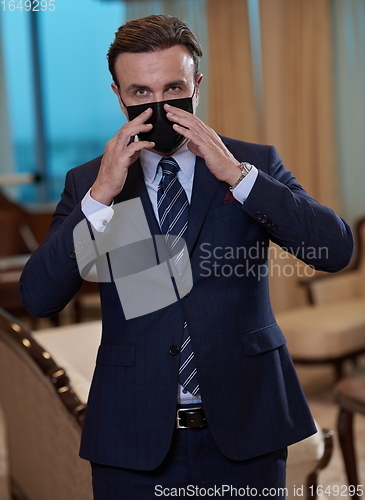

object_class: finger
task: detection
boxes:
[164,106,194,124]
[164,103,204,127]
[165,110,205,136]
[123,108,153,134]
[172,123,206,148]
[172,123,193,138]
[127,140,155,155]
[172,119,224,151]
[164,103,191,117]
[130,107,153,123]
[115,108,153,136]
[125,122,153,140]
[113,113,154,149]
[125,140,156,166]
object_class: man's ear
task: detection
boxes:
[193,73,203,110]
[111,82,128,117]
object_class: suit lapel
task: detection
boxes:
[113,156,223,255]
[114,159,161,238]
[186,155,221,254]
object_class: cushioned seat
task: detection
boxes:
[33,321,102,403]
[276,217,365,380]
[277,298,365,359]
[0,308,92,500]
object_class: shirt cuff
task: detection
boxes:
[231,165,258,204]
[81,189,114,232]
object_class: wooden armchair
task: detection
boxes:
[302,217,365,306]
[276,217,365,381]
[286,425,334,500]
[0,308,92,500]
[7,316,334,500]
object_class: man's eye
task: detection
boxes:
[136,89,148,96]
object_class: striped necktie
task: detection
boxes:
[157,157,199,396]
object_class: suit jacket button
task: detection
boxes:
[255,212,263,220]
[169,345,180,356]
[70,251,76,259]
[261,214,268,223]
[271,224,278,231]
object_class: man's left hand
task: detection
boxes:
[165,103,242,186]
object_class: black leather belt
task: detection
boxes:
[176,407,207,429]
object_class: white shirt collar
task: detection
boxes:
[139,141,195,184]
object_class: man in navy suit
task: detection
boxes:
[20,15,353,499]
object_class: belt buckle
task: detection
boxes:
[176,407,202,429]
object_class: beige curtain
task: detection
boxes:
[260,0,340,312]
[207,0,260,143]
[207,0,340,312]
[277,0,338,210]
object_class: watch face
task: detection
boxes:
[230,163,253,190]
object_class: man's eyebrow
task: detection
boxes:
[126,84,152,92]
[164,80,188,87]
[126,80,189,92]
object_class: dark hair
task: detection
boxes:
[107,15,203,86]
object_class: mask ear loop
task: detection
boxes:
[116,92,137,144]
[191,86,199,113]
[117,92,129,117]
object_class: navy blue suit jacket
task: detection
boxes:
[19,137,353,470]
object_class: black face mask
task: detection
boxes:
[125,95,194,154]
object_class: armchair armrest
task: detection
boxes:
[306,429,334,498]
[301,217,365,306]
[286,424,334,500]
[301,270,361,306]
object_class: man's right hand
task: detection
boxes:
[90,108,155,206]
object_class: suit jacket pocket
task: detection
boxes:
[241,323,286,356]
[96,342,135,366]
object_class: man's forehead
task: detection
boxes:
[114,47,196,89]
[114,45,195,71]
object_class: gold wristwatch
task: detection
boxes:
[229,162,253,191]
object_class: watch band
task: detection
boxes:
[229,162,253,191]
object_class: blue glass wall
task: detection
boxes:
[1,0,125,202]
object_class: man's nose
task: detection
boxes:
[150,93,165,103]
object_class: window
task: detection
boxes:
[1,0,125,203]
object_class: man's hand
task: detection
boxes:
[165,103,242,186]
[91,108,155,206]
